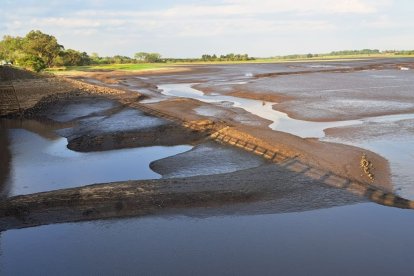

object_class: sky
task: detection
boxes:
[1,0,414,58]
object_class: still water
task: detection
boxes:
[158,83,414,200]
[0,203,413,275]
[158,83,414,138]
[2,128,192,196]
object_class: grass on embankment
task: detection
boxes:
[45,63,169,75]
[45,53,414,75]
[245,53,414,63]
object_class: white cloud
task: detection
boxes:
[217,0,386,14]
[362,15,397,28]
[2,0,412,57]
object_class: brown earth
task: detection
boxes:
[2,64,393,191]
[1,64,413,231]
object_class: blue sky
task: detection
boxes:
[1,0,414,57]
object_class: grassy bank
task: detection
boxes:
[44,53,414,75]
[45,63,168,74]
[255,53,414,63]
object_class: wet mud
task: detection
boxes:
[2,60,414,276]
[1,61,414,229]
[0,163,366,231]
[150,141,268,178]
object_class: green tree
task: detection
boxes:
[16,54,46,72]
[22,30,63,67]
[134,52,161,63]
[59,49,91,66]
[90,52,101,64]
[0,35,24,63]
[134,52,147,62]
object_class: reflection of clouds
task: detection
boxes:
[6,128,192,196]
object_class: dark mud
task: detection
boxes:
[0,163,365,231]
[63,108,206,152]
[1,63,414,275]
[150,141,267,178]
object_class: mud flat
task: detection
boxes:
[1,63,414,275]
[114,58,414,199]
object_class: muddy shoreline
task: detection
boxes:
[1,61,414,230]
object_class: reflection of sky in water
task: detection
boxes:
[324,132,414,200]
[6,129,192,196]
[1,203,414,275]
[159,83,414,138]
[160,83,414,200]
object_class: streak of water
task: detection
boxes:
[158,83,414,138]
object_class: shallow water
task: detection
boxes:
[1,202,413,275]
[158,83,414,138]
[2,128,192,196]
[159,83,414,200]
[324,121,414,200]
[242,69,414,121]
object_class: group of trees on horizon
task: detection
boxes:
[201,53,252,62]
[272,48,414,60]
[1,30,414,72]
[0,30,165,72]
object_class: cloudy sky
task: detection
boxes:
[1,0,414,57]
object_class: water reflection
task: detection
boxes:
[158,83,414,138]
[3,128,192,196]
[1,203,413,275]
[0,130,11,197]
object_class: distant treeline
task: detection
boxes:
[1,30,414,72]
[200,53,253,61]
[0,30,164,71]
[384,50,414,55]
[329,49,380,55]
[272,49,414,60]
[0,29,255,72]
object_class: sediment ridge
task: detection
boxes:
[1,66,413,232]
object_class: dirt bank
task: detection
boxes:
[53,64,398,192]
[1,63,413,230]
[0,66,142,117]
[0,163,367,231]
[136,91,392,192]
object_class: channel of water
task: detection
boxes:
[1,80,414,274]
[158,83,414,199]
[158,83,414,138]
[1,127,192,197]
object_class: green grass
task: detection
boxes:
[186,53,413,64]
[45,63,168,74]
[166,53,414,66]
[254,53,408,63]
[45,53,414,75]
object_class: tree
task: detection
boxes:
[58,49,91,66]
[22,30,63,67]
[0,35,24,62]
[134,52,162,63]
[16,54,46,72]
[134,52,147,61]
